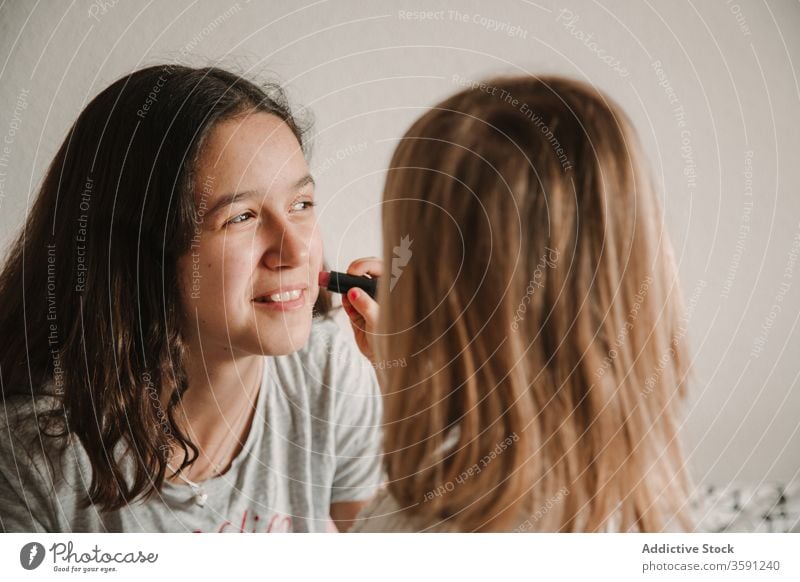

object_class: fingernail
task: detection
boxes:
[348,289,359,300]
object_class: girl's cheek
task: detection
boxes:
[310,232,324,269]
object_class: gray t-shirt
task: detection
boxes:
[0,319,382,533]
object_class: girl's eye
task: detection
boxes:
[224,212,254,226]
[291,200,315,212]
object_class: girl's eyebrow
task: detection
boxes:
[206,174,315,218]
[206,190,259,219]
[295,174,315,190]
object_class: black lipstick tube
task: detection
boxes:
[318,271,377,299]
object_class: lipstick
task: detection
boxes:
[318,271,377,299]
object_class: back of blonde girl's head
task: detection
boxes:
[377,76,693,532]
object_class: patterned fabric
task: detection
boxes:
[353,482,800,532]
[692,482,800,533]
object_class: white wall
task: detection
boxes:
[0,0,798,488]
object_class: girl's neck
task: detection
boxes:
[167,347,265,483]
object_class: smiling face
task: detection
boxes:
[177,112,323,357]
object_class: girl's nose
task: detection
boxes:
[261,222,310,270]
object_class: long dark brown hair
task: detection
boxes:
[0,65,331,512]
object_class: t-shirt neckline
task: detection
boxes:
[161,356,272,500]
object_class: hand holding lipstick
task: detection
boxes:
[338,257,382,363]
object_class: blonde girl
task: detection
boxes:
[343,76,693,532]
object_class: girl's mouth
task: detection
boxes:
[252,288,306,311]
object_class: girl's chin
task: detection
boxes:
[250,323,312,356]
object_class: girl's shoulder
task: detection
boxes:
[0,394,82,477]
[0,394,84,532]
[266,318,381,444]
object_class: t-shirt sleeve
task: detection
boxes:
[327,327,384,504]
[0,467,52,532]
[0,422,58,532]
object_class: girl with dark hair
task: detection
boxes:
[0,65,381,533]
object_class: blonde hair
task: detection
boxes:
[376,76,693,532]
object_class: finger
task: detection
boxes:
[346,256,384,278]
[346,287,379,329]
[343,306,368,335]
[349,313,368,334]
[341,295,363,323]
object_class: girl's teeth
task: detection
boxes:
[267,289,302,303]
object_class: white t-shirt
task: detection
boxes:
[0,319,382,533]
